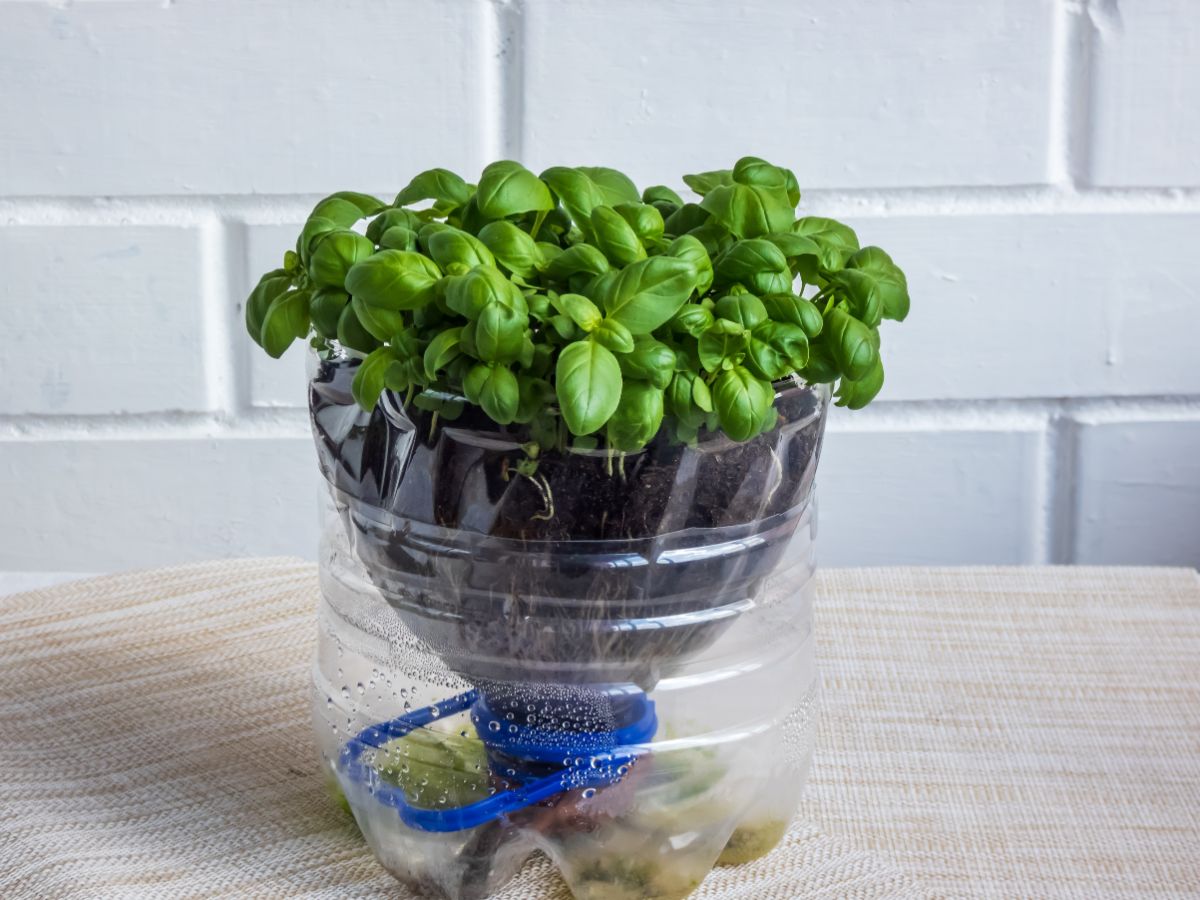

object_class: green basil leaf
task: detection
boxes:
[732,157,791,195]
[366,208,423,244]
[246,270,292,347]
[784,168,801,207]
[351,293,405,341]
[614,202,665,243]
[575,166,640,205]
[835,356,885,409]
[477,221,544,279]
[412,390,466,422]
[335,302,380,354]
[592,318,635,354]
[552,292,602,332]
[682,169,733,196]
[526,292,551,320]
[309,196,372,229]
[617,336,676,389]
[351,346,396,410]
[800,339,839,384]
[444,265,527,319]
[714,293,769,330]
[394,168,471,209]
[824,305,878,381]
[603,256,697,335]
[791,217,860,271]
[536,240,564,269]
[665,235,714,296]
[346,250,442,311]
[476,160,554,220]
[848,246,910,322]
[698,328,747,373]
[474,302,527,363]
[763,231,822,263]
[591,205,647,267]
[379,225,418,251]
[539,167,605,237]
[544,243,610,282]
[426,226,495,271]
[316,191,385,220]
[643,185,683,207]
[663,203,711,237]
[667,372,706,428]
[518,333,536,369]
[297,216,340,264]
[669,304,715,338]
[714,238,791,295]
[423,326,464,380]
[762,294,823,337]
[643,185,683,217]
[606,381,665,451]
[310,288,349,340]
[713,365,773,442]
[415,221,452,251]
[549,314,579,341]
[581,268,619,305]
[688,221,735,259]
[308,230,375,289]
[692,374,714,412]
[700,182,793,239]
[555,339,622,436]
[830,268,883,328]
[514,374,553,424]
[747,321,809,380]
[260,289,311,358]
[463,363,519,425]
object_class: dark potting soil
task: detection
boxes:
[310,357,825,542]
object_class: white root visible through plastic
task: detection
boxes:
[763,446,784,510]
[518,470,556,521]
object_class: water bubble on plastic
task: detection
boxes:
[487,720,501,732]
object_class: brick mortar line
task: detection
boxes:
[488,0,526,161]
[2,395,1198,442]
[4,184,1200,227]
[199,217,238,415]
[1045,414,1081,564]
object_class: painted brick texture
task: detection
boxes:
[0,0,1197,570]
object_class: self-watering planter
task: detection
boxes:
[248,156,910,898]
[311,356,826,899]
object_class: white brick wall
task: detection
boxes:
[1,0,1197,571]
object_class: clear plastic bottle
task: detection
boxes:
[309,354,827,900]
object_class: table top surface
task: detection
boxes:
[1,561,1197,899]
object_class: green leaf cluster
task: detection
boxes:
[246,158,910,449]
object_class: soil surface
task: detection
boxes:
[310,358,826,543]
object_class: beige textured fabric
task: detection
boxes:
[0,559,923,899]
[1,561,1197,898]
[805,566,1200,899]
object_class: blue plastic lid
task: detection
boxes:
[339,688,657,833]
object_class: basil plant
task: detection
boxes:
[246,157,909,452]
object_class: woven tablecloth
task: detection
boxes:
[1,561,1197,899]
